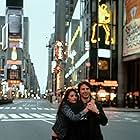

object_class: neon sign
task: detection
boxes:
[91,3,114,45]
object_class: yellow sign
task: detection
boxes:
[91,4,114,45]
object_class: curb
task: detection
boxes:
[103,107,140,112]
[47,101,140,112]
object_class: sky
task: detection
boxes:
[0,0,55,93]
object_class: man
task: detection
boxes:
[76,81,108,140]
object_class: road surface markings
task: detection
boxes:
[1,118,55,122]
[19,113,34,118]
[41,113,56,118]
[18,107,23,109]
[11,107,16,109]
[8,114,22,119]
[0,106,57,111]
[29,113,45,118]
[5,107,10,109]
[37,107,43,110]
[0,113,56,122]
[42,120,54,125]
[0,114,9,119]
[31,107,37,110]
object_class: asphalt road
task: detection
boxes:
[0,99,140,140]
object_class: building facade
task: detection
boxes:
[0,0,40,99]
[48,0,140,107]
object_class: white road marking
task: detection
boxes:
[42,120,54,125]
[25,107,29,110]
[19,113,34,118]
[1,118,56,122]
[44,108,49,110]
[31,108,36,110]
[11,107,16,109]
[41,113,56,118]
[50,108,55,110]
[37,107,43,110]
[5,107,10,109]
[29,113,45,118]
[0,106,57,111]
[8,114,22,119]
[0,114,9,119]
[18,107,23,109]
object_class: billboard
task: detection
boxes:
[8,14,21,35]
[125,0,140,24]
[123,19,140,56]
[123,0,140,57]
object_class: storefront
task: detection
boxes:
[90,80,118,106]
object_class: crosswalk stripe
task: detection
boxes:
[50,108,55,110]
[29,113,45,118]
[0,114,9,119]
[19,113,34,118]
[25,107,29,110]
[11,107,16,109]
[0,113,56,120]
[18,107,23,109]
[5,107,10,109]
[8,114,22,119]
[41,113,56,118]
[0,106,57,111]
[44,108,49,110]
[31,108,36,110]
[37,108,43,110]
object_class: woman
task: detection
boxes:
[51,87,88,140]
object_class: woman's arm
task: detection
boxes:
[61,104,88,121]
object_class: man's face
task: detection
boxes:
[79,84,90,99]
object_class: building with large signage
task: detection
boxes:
[0,0,40,100]
[48,0,140,107]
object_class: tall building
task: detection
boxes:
[0,0,40,99]
[48,0,140,107]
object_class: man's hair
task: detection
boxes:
[78,81,91,93]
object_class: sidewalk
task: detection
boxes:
[103,107,140,112]
[47,100,140,112]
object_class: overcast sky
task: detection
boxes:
[0,0,55,93]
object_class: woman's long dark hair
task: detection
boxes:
[57,88,78,115]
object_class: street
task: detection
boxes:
[0,99,140,140]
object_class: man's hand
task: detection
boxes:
[87,100,99,114]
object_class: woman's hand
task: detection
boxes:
[83,106,89,113]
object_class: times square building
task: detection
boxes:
[51,0,140,107]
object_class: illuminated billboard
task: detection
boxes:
[123,0,140,57]
[125,0,140,24]
[8,14,21,35]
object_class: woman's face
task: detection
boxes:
[67,91,78,103]
[79,84,90,99]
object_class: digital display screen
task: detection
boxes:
[7,69,21,80]
[8,14,21,35]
